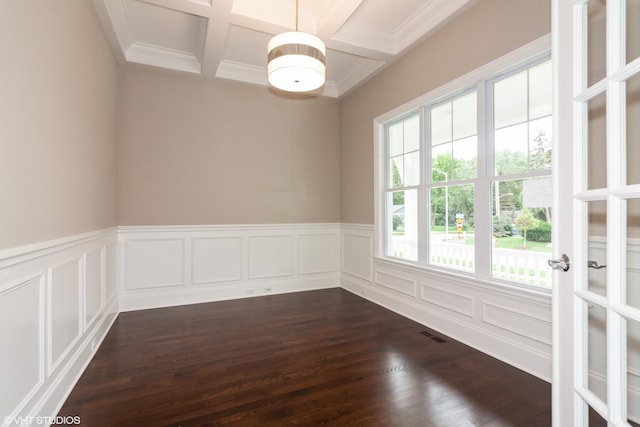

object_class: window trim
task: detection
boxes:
[373,34,552,293]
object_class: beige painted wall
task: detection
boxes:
[0,2,118,250]
[339,0,551,224]
[117,67,341,225]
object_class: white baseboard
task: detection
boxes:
[119,275,339,311]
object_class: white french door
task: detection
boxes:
[553,0,640,426]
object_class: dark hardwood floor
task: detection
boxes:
[59,289,550,426]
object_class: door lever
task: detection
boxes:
[587,260,606,270]
[548,254,571,272]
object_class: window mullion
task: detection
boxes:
[475,81,492,278]
[418,108,429,266]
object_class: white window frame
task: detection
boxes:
[373,35,552,293]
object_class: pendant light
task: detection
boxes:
[267,0,326,92]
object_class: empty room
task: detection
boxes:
[2,0,640,425]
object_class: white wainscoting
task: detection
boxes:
[118,224,341,311]
[340,223,553,381]
[0,229,118,427]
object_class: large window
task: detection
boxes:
[381,55,552,289]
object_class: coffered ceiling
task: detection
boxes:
[92,0,477,97]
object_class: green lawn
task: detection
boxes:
[494,236,551,253]
[395,230,552,254]
[461,235,551,253]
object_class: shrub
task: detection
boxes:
[527,221,552,242]
[493,216,512,237]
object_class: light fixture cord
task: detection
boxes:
[295,0,299,32]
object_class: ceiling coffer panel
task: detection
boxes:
[92,0,478,97]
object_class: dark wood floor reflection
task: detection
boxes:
[59,289,550,426]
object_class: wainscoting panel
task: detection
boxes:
[340,223,552,381]
[248,235,293,279]
[375,270,416,296]
[0,275,44,425]
[118,225,341,312]
[341,226,373,282]
[105,242,117,303]
[84,248,104,330]
[191,237,243,285]
[48,257,82,375]
[298,233,339,275]
[420,283,475,318]
[125,239,185,290]
[0,228,118,427]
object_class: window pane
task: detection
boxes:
[588,0,606,86]
[529,60,552,119]
[494,70,527,129]
[529,116,552,170]
[390,156,403,188]
[404,114,420,152]
[492,178,552,287]
[453,91,477,140]
[389,122,403,157]
[452,136,477,180]
[429,184,475,272]
[387,190,418,261]
[431,101,452,145]
[432,143,452,183]
[495,123,528,175]
[405,151,420,186]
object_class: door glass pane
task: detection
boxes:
[588,92,607,190]
[588,200,607,296]
[492,178,552,287]
[628,318,640,424]
[495,70,527,129]
[628,0,640,64]
[628,73,640,185]
[429,184,475,272]
[627,198,640,310]
[588,303,608,404]
[387,190,418,261]
[588,0,607,86]
[588,407,608,426]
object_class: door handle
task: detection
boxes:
[587,260,606,269]
[548,254,571,271]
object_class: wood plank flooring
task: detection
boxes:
[59,289,551,426]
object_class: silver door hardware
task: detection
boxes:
[587,260,606,270]
[548,254,571,271]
